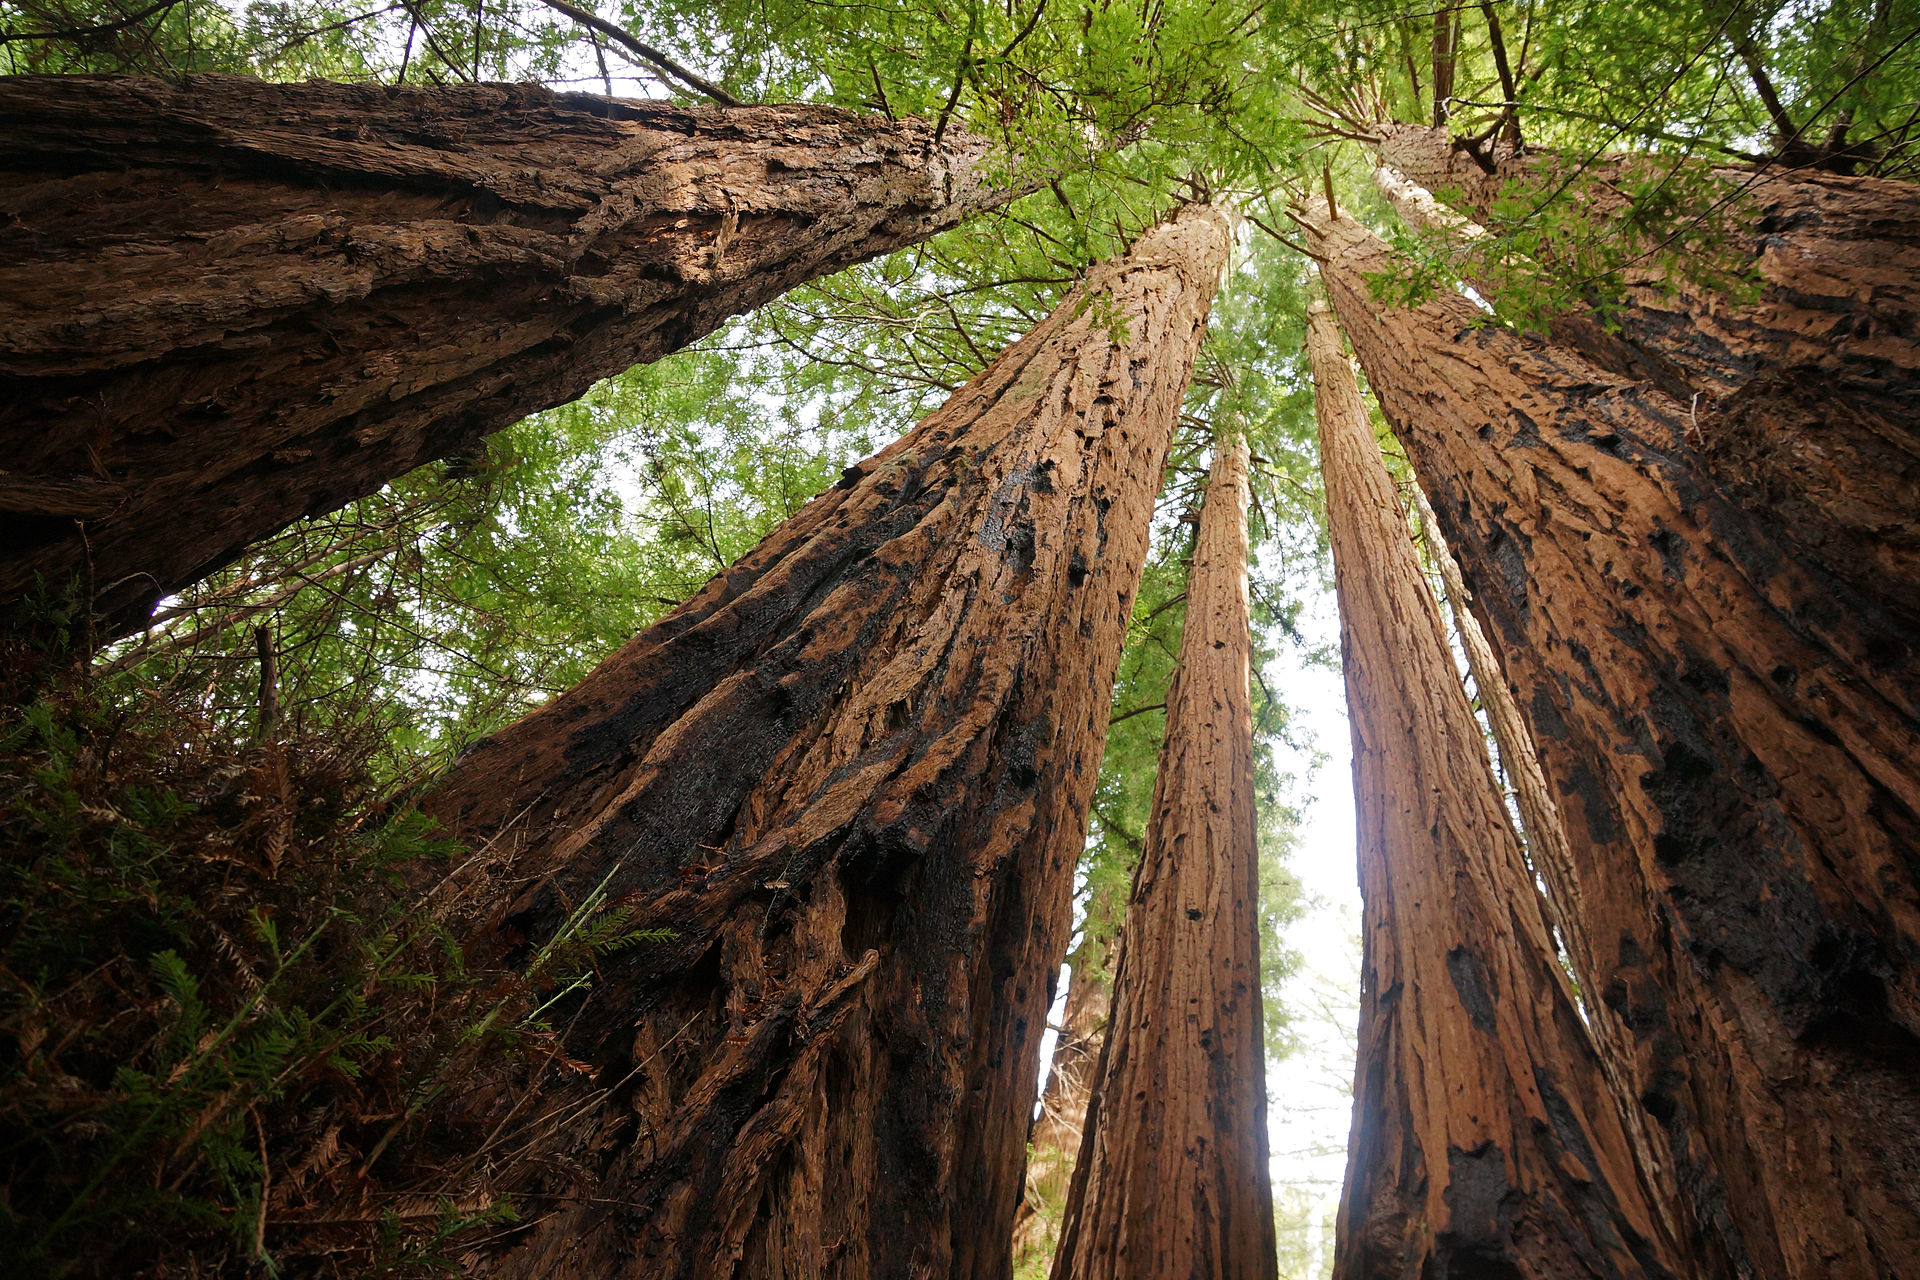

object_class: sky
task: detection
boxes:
[1262,576,1362,1277]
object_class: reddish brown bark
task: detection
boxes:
[0,74,1006,638]
[1052,433,1276,1280]
[417,206,1231,1279]
[1312,204,1920,1280]
[1376,125,1920,625]
[1304,297,1681,1280]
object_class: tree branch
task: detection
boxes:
[0,0,183,44]
[534,0,742,106]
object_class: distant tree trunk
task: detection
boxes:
[1012,881,1119,1264]
[0,73,1008,639]
[1302,295,1682,1280]
[1375,124,1920,625]
[1310,204,1920,1280]
[1052,431,1276,1280]
[417,206,1231,1280]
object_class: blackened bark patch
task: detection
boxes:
[1447,946,1499,1034]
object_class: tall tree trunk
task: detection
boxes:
[1012,881,1119,1265]
[1309,203,1920,1280]
[1051,431,1275,1280]
[0,73,1007,638]
[416,205,1231,1279]
[1302,296,1682,1280]
[1374,125,1920,626]
[1409,478,1680,1236]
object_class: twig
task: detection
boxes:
[533,0,741,105]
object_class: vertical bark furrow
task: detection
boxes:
[1303,297,1679,1280]
[1313,205,1920,1280]
[420,206,1232,1279]
[1052,432,1277,1280]
[1375,125,1920,627]
[0,74,1009,636]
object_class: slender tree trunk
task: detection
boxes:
[1375,125,1920,625]
[1051,431,1275,1280]
[0,73,1008,638]
[1310,203,1920,1280]
[1409,478,1683,1237]
[1012,881,1119,1264]
[1302,296,1681,1280]
[415,206,1231,1280]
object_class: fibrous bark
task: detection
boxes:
[0,73,1005,637]
[1304,296,1680,1280]
[420,205,1231,1279]
[1052,432,1275,1280]
[1376,125,1920,626]
[1410,477,1680,1231]
[1312,204,1920,1280]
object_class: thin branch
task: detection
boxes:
[1478,0,1521,147]
[533,0,741,106]
[0,0,183,43]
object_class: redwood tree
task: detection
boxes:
[1051,432,1276,1280]
[415,205,1232,1279]
[1311,204,1920,1280]
[0,73,1006,637]
[1374,124,1920,625]
[1304,295,1683,1280]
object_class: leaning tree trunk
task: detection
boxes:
[1310,204,1920,1280]
[1375,124,1920,626]
[1303,297,1683,1280]
[417,205,1231,1280]
[1051,432,1276,1280]
[1012,879,1119,1264]
[0,73,1007,638]
[1410,477,1680,1236]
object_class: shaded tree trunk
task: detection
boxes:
[1052,432,1276,1280]
[1311,204,1920,1280]
[1012,880,1119,1264]
[417,205,1232,1279]
[1303,295,1682,1280]
[1375,124,1920,625]
[0,73,1007,638]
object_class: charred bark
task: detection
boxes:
[1312,204,1920,1280]
[0,73,1006,638]
[1376,125,1920,626]
[417,206,1232,1279]
[1304,297,1681,1280]
[1052,433,1276,1280]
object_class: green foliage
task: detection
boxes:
[0,648,666,1277]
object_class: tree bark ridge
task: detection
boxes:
[1305,294,1681,1280]
[1375,125,1920,627]
[0,73,1008,636]
[1052,430,1277,1280]
[419,205,1232,1279]
[1313,202,1920,1280]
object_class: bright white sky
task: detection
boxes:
[1261,574,1361,1277]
